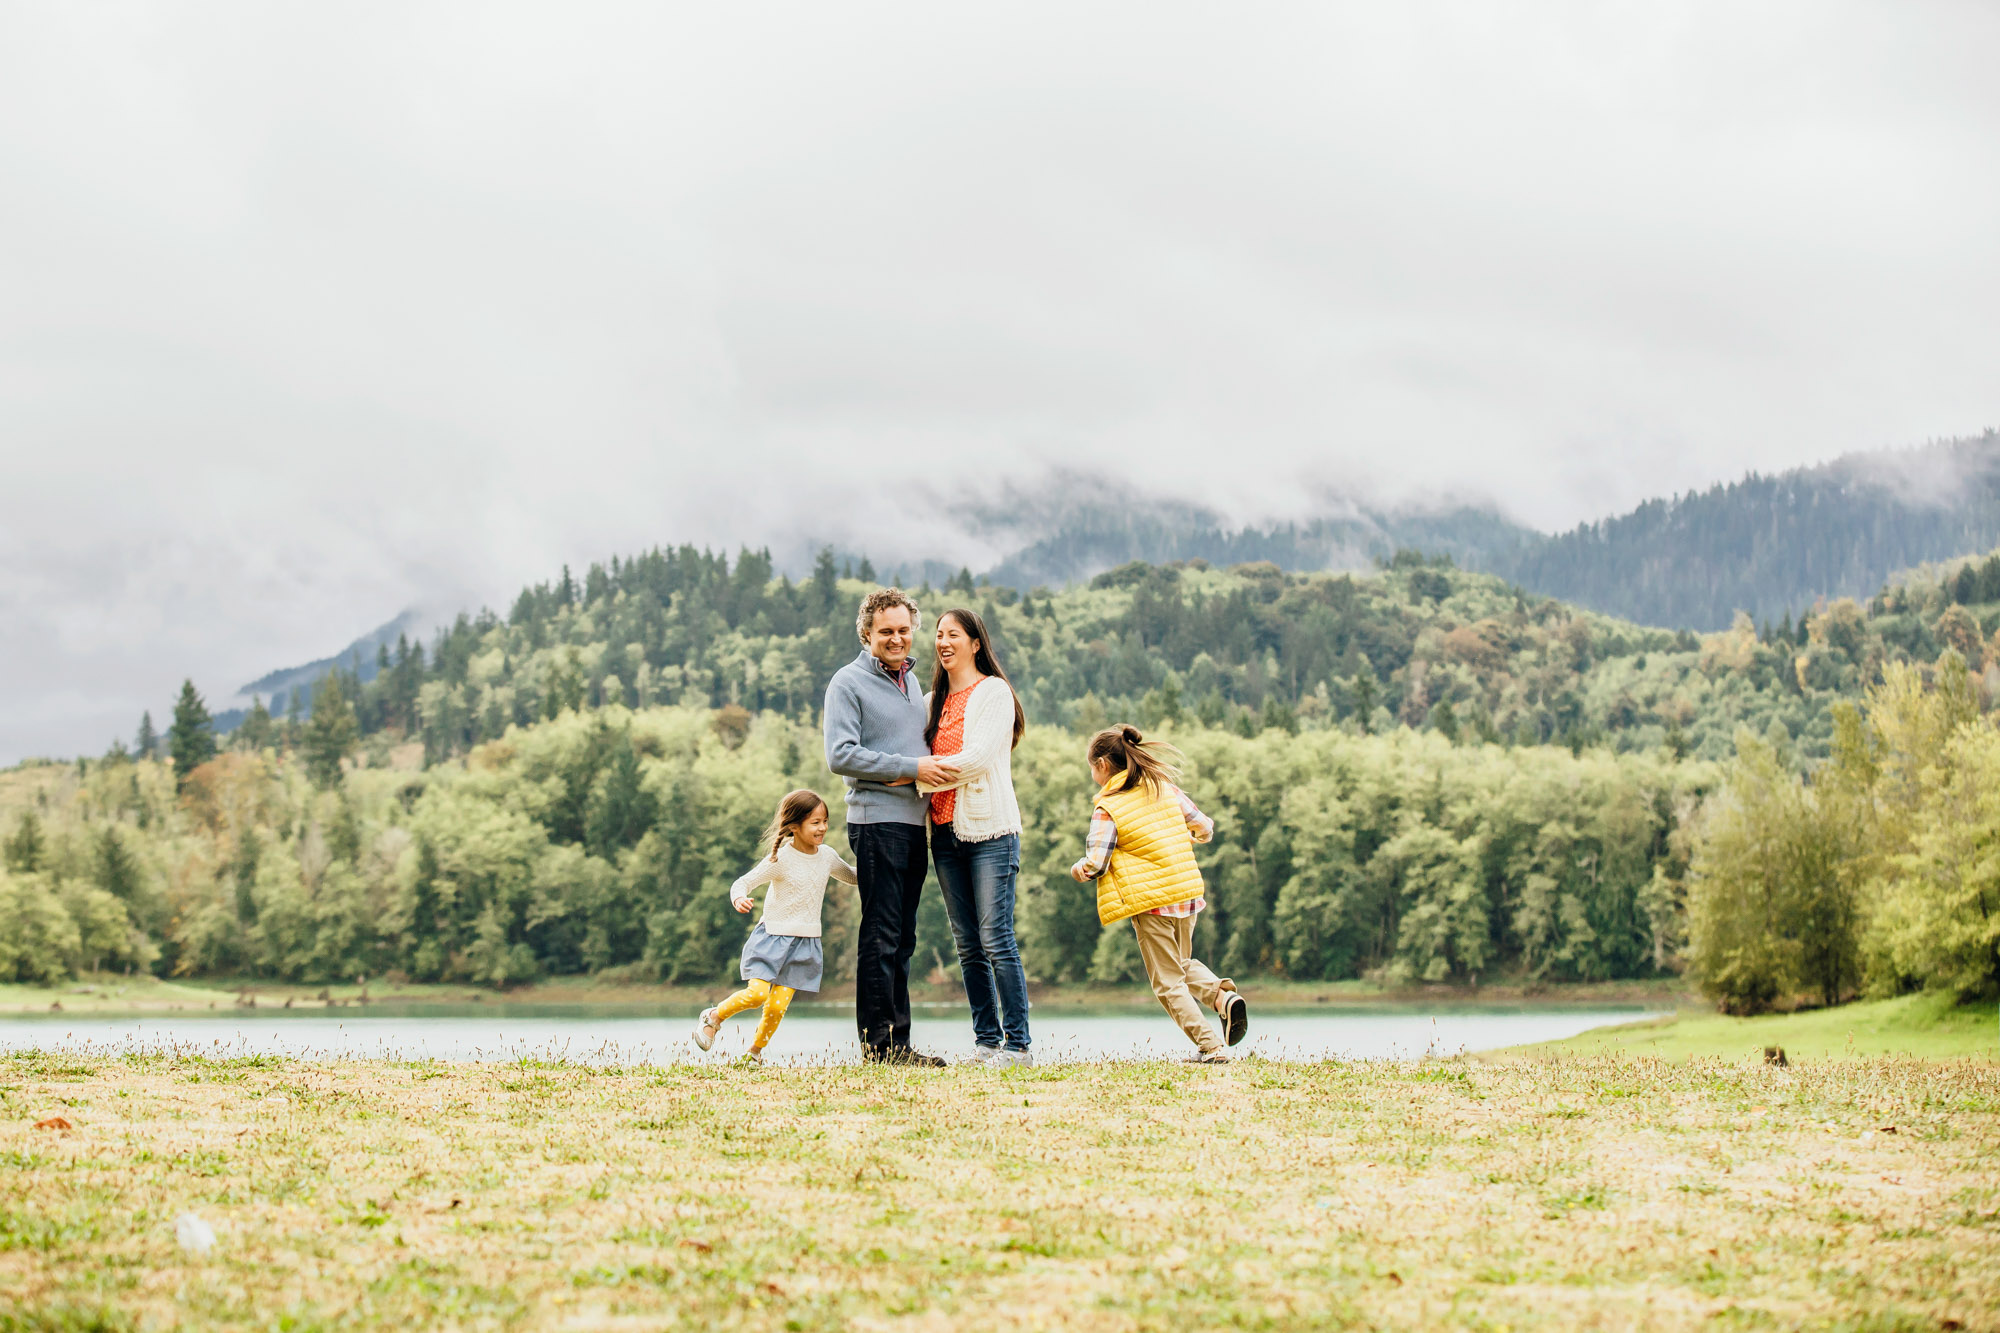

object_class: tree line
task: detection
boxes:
[0,702,1703,992]
[1686,651,1999,1010]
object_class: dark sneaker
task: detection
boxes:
[867,1047,947,1068]
[1222,992,1249,1047]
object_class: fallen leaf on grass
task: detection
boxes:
[33,1116,73,1131]
[1877,1125,1898,1134]
[679,1239,713,1253]
[1386,1272,1403,1286]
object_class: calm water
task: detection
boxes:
[0,1003,1657,1065]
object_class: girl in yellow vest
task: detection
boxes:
[1069,725,1248,1062]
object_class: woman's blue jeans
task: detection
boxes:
[930,825,1031,1051]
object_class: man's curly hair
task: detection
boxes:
[855,587,921,644]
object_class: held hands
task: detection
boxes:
[732,897,754,914]
[917,756,960,788]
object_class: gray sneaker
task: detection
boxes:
[991,1048,1035,1070]
[960,1046,1002,1067]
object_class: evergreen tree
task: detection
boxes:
[167,680,216,789]
[96,826,141,901]
[586,734,657,858]
[406,836,444,980]
[1260,695,1298,735]
[301,673,360,788]
[1348,667,1379,735]
[135,711,157,760]
[2,811,44,874]
[233,828,261,923]
[811,547,839,614]
[236,696,275,752]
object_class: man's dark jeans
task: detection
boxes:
[849,820,928,1054]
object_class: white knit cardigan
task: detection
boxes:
[917,675,1023,842]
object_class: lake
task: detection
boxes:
[0,1002,1658,1064]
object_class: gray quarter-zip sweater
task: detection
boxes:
[823,649,930,825]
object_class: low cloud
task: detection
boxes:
[2,2,1998,760]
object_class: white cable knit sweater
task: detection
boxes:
[917,675,1024,842]
[728,843,857,938]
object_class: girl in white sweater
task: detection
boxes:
[693,789,857,1065]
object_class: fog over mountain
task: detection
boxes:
[3,3,1999,762]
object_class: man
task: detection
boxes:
[823,588,956,1065]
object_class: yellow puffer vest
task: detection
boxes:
[1092,779,1206,924]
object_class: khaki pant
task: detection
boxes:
[1130,911,1231,1055]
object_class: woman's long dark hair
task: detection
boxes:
[924,607,1026,750]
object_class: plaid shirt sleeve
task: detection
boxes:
[1179,790,1215,843]
[1070,809,1119,880]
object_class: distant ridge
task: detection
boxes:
[232,608,433,714]
[1484,431,2000,630]
[981,502,1533,590]
[220,433,2000,717]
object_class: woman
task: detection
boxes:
[918,607,1031,1067]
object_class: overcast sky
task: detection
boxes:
[3,2,1998,763]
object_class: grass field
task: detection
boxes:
[3,1051,1997,1330]
[1511,992,1998,1064]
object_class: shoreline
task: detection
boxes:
[0,973,1699,1018]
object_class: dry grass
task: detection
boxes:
[2,1052,1997,1331]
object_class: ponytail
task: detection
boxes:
[1086,724,1183,796]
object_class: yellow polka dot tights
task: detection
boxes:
[712,978,795,1051]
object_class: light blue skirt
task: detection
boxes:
[740,923,824,994]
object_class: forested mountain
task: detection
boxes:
[1484,431,2000,630]
[979,500,1534,591]
[218,433,2000,722]
[7,542,1998,994]
[214,535,2000,774]
[842,433,2000,633]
